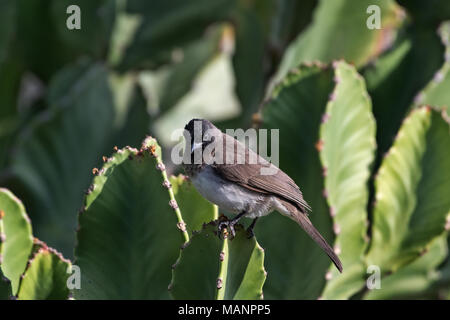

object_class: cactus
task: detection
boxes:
[0,188,33,295]
[274,0,403,84]
[170,222,266,300]
[367,107,450,272]
[74,137,187,299]
[412,21,450,116]
[170,175,217,237]
[0,189,71,300]
[17,240,71,300]
[8,62,115,256]
[364,235,448,299]
[1,1,450,301]
[319,61,376,299]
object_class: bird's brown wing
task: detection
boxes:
[212,139,311,212]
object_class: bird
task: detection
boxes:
[182,118,343,273]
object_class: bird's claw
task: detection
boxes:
[218,220,236,239]
[246,227,255,239]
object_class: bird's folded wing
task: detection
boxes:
[212,162,312,213]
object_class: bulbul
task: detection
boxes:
[182,119,343,272]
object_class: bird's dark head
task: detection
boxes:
[184,119,220,155]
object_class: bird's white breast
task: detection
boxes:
[190,166,276,219]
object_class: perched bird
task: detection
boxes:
[182,118,343,272]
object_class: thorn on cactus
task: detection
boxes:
[102,156,108,163]
[169,199,178,209]
[329,206,336,217]
[333,223,341,235]
[334,244,341,255]
[177,222,186,232]
[315,139,324,151]
[0,209,4,219]
[113,146,118,152]
[216,278,223,289]
[325,271,333,280]
[92,168,99,175]
[219,251,225,261]
[156,163,166,171]
[162,180,172,189]
[445,216,450,230]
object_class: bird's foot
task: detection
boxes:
[246,227,255,239]
[218,220,236,239]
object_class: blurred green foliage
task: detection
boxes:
[0,0,449,300]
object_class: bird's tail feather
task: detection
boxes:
[292,211,343,273]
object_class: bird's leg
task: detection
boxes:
[218,211,246,238]
[246,217,258,239]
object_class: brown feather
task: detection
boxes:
[212,134,311,212]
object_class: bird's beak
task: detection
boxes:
[191,142,203,153]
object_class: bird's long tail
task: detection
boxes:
[292,211,343,273]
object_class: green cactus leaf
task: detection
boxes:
[363,26,444,156]
[319,61,376,299]
[8,63,115,256]
[274,0,403,83]
[17,245,71,300]
[157,25,224,115]
[50,0,114,58]
[74,137,186,299]
[364,235,448,299]
[367,107,450,272]
[170,175,217,237]
[170,222,266,300]
[231,8,265,122]
[413,21,450,116]
[256,63,335,299]
[0,188,33,295]
[116,0,233,71]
